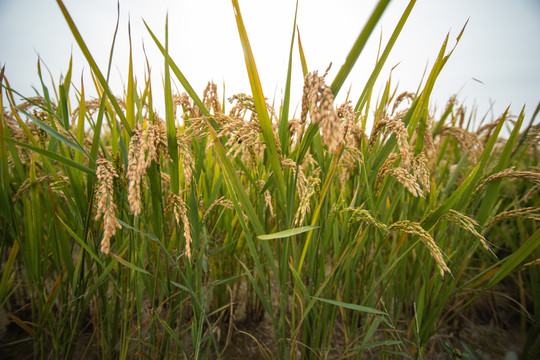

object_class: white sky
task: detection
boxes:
[1,0,539,129]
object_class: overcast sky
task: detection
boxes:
[1,0,539,129]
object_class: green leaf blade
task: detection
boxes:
[257,226,319,240]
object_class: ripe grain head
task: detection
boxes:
[389,220,450,277]
[95,158,121,255]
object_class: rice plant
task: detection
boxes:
[1,0,539,359]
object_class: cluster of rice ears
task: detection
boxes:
[0,0,539,359]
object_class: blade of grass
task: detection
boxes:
[513,101,540,158]
[297,26,308,77]
[5,87,68,185]
[7,312,36,338]
[0,241,18,306]
[312,296,387,316]
[163,16,180,195]
[231,0,286,205]
[278,0,299,154]
[486,229,540,289]
[257,225,320,240]
[2,137,95,175]
[454,107,507,211]
[236,258,276,325]
[55,0,131,135]
[88,0,120,165]
[110,253,151,276]
[74,76,86,167]
[407,22,467,136]
[5,91,89,158]
[143,21,212,119]
[56,215,102,266]
[297,144,344,273]
[0,67,14,224]
[421,161,481,230]
[126,21,135,131]
[476,108,524,225]
[290,241,354,340]
[355,0,416,113]
[331,0,391,96]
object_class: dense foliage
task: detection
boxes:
[1,0,538,359]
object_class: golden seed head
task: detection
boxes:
[423,121,436,157]
[485,207,540,229]
[175,92,202,119]
[389,220,450,277]
[370,116,411,169]
[282,158,310,206]
[301,67,343,152]
[443,210,495,256]
[374,153,398,192]
[257,180,274,217]
[95,158,121,255]
[388,167,423,198]
[293,177,320,227]
[202,82,222,114]
[337,101,364,148]
[127,123,149,216]
[146,119,170,164]
[346,208,388,232]
[203,196,234,221]
[228,93,257,119]
[176,131,194,186]
[387,119,411,169]
[476,167,540,192]
[438,126,483,163]
[166,193,193,260]
[412,152,431,193]
[391,92,415,115]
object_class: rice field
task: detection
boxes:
[0,0,539,359]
